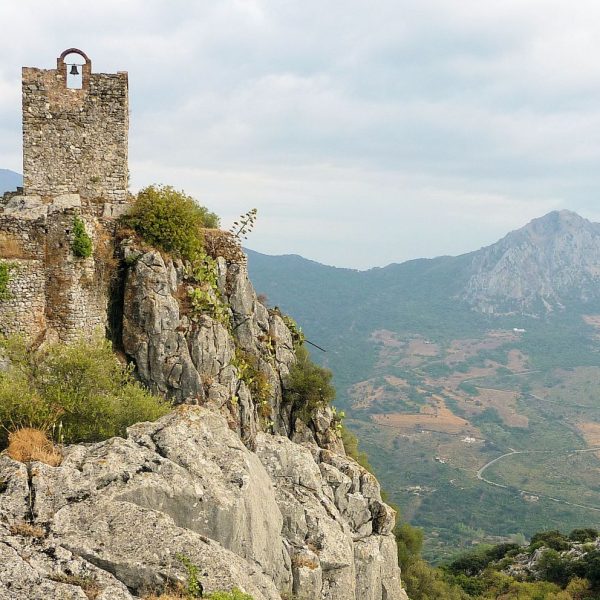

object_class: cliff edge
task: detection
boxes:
[0,234,408,600]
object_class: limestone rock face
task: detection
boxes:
[122,247,298,446]
[0,407,407,599]
[0,240,408,599]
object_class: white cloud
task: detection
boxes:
[2,0,600,267]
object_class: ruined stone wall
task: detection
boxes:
[22,57,128,203]
[0,207,47,339]
[0,195,113,343]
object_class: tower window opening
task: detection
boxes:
[63,52,85,89]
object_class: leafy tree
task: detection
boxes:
[565,577,592,599]
[531,530,570,552]
[446,546,496,577]
[569,529,598,543]
[581,550,600,587]
[396,521,424,568]
[537,549,572,587]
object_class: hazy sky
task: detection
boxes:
[2,1,600,269]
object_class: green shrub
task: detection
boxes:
[124,185,219,262]
[283,346,335,422]
[185,252,230,326]
[231,350,272,410]
[0,335,171,447]
[530,530,570,552]
[0,262,15,300]
[71,216,93,258]
[402,557,469,600]
[176,553,203,598]
[281,315,305,349]
[206,589,254,600]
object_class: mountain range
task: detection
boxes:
[250,210,600,319]
[247,210,600,561]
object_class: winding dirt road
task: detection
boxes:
[476,446,600,512]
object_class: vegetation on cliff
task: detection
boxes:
[71,215,93,258]
[0,335,170,447]
[283,345,336,421]
[124,185,219,262]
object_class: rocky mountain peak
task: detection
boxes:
[463,210,600,314]
[510,210,598,242]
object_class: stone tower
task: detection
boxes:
[0,50,130,343]
[22,48,129,202]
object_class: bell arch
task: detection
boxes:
[57,48,92,90]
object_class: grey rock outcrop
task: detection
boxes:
[0,237,408,599]
[0,407,407,599]
[121,243,344,454]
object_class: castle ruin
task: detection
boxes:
[0,49,130,343]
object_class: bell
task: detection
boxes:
[69,64,79,76]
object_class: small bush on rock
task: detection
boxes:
[283,346,335,422]
[0,261,13,300]
[0,335,171,447]
[340,423,374,473]
[206,590,254,600]
[71,216,93,258]
[124,185,219,262]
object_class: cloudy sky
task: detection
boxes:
[1,1,600,268]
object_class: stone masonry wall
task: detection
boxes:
[0,206,46,339]
[0,195,113,343]
[22,54,128,203]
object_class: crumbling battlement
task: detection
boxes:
[22,48,128,203]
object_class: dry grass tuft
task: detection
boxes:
[9,521,45,538]
[291,553,320,570]
[141,583,188,600]
[142,594,187,600]
[48,574,101,599]
[7,428,62,466]
[0,234,28,259]
[94,224,119,287]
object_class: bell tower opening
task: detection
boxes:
[64,52,84,89]
[57,48,91,90]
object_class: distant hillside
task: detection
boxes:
[250,211,600,323]
[247,211,600,561]
[0,169,22,194]
[463,210,600,314]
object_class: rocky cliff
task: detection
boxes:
[0,235,408,600]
